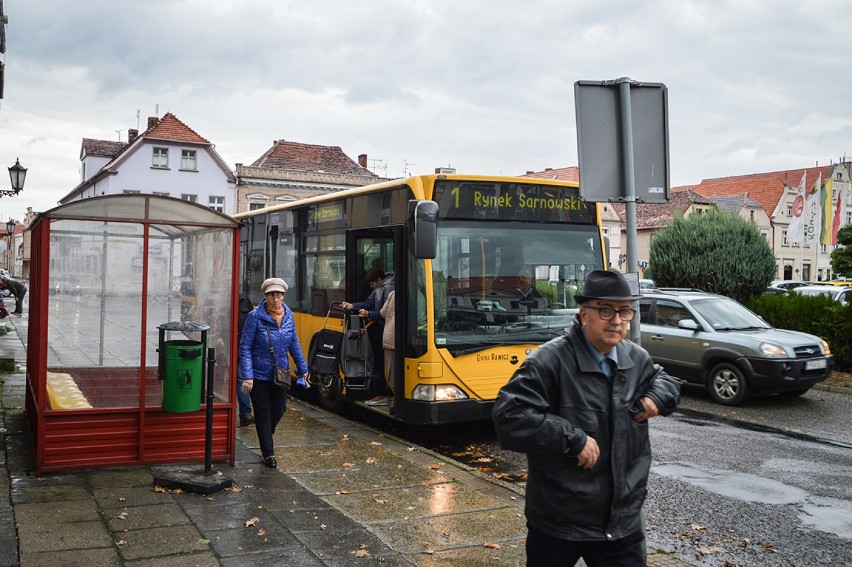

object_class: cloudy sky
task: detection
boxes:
[1,0,850,223]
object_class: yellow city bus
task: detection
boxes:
[234,174,606,424]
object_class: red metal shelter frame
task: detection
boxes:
[25,195,240,475]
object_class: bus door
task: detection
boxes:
[345,227,405,408]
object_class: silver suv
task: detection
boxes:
[639,289,834,405]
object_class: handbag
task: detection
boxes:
[265,325,292,390]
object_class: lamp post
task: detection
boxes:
[5,158,27,197]
[5,219,15,276]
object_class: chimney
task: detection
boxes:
[127,129,138,144]
[147,116,159,130]
[358,154,368,168]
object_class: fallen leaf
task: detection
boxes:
[473,457,493,463]
[483,542,502,549]
[421,481,431,486]
[336,489,352,495]
[366,457,378,464]
[343,462,355,468]
[244,517,260,528]
[690,523,706,532]
[370,441,383,446]
[374,498,388,504]
[406,446,417,451]
[429,464,441,470]
[351,549,370,557]
[257,528,266,536]
[117,512,128,520]
[198,538,210,545]
[696,544,725,554]
[319,523,327,530]
[227,486,242,493]
[152,486,167,493]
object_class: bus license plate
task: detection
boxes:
[805,358,827,370]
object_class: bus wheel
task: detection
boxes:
[317,373,345,412]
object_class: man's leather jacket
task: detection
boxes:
[493,318,681,541]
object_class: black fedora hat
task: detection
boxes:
[574,270,641,304]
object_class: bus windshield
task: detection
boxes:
[432,221,604,354]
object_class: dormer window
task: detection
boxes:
[152,147,168,169]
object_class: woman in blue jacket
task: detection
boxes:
[239,278,309,468]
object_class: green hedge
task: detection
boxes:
[748,294,852,373]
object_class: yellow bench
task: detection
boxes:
[46,371,93,410]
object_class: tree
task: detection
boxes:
[830,224,852,278]
[647,210,776,303]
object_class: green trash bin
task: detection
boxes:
[162,340,203,412]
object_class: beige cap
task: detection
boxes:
[261,278,288,295]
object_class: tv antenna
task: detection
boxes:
[115,129,125,142]
[402,159,417,177]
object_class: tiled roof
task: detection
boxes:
[81,138,127,158]
[143,112,210,144]
[689,166,833,216]
[611,188,714,229]
[251,140,377,177]
[520,166,579,182]
[709,193,762,215]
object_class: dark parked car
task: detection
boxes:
[639,289,834,405]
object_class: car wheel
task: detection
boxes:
[707,362,750,405]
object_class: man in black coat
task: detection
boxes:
[493,270,681,566]
[0,275,26,317]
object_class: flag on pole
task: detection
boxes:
[832,184,847,246]
[804,173,821,244]
[786,172,807,245]
[820,179,833,245]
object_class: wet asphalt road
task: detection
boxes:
[337,385,852,565]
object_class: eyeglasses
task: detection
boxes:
[584,305,636,321]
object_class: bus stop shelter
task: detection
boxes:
[25,194,240,475]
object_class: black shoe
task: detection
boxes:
[264,456,277,469]
[240,415,254,427]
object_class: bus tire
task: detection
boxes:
[317,373,346,413]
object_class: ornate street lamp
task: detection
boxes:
[5,158,26,197]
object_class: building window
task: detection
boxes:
[181,150,197,171]
[152,147,168,169]
[153,191,170,197]
[786,204,793,217]
[782,230,788,246]
[249,202,266,211]
[749,209,755,221]
[181,194,198,203]
[761,230,769,241]
[122,189,141,194]
[209,196,225,212]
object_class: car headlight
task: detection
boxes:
[412,384,470,401]
[759,342,788,358]
[822,340,831,355]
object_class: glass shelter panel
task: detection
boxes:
[47,219,145,409]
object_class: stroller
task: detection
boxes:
[306,302,373,394]
[307,302,345,381]
[339,309,373,391]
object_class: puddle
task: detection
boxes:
[653,462,851,540]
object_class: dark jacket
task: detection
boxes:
[238,300,308,382]
[492,318,680,541]
[0,276,25,297]
[353,272,394,322]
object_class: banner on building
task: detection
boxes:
[820,179,834,245]
[804,173,821,244]
[832,184,847,246]
[786,172,807,245]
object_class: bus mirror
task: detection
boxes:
[413,200,438,259]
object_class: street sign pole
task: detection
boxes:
[617,77,641,344]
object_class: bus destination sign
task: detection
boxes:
[433,181,597,223]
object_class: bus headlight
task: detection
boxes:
[412,384,470,401]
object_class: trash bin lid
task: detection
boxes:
[158,321,210,332]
